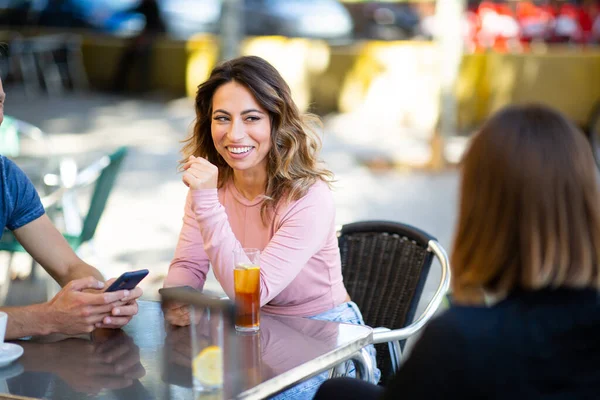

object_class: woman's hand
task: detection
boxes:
[163,301,192,327]
[182,155,218,190]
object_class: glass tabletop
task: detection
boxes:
[0,301,372,400]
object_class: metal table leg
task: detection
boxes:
[350,347,375,383]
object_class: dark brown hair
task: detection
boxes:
[451,104,600,304]
[181,56,333,220]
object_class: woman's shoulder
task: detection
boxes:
[292,179,333,208]
[306,178,332,195]
[275,179,334,220]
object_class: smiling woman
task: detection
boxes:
[163,55,380,399]
[181,55,335,222]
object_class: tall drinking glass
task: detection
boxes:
[190,307,224,396]
[233,248,260,332]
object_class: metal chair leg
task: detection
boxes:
[388,340,402,373]
[350,347,375,383]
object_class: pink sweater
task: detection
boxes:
[165,180,349,317]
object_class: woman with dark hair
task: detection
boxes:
[315,103,600,399]
[162,55,379,398]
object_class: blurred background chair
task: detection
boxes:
[337,220,450,385]
[0,116,56,189]
[2,33,88,97]
[0,146,128,289]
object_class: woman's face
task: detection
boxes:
[211,81,272,177]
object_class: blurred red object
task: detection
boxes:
[516,1,554,42]
[474,1,520,52]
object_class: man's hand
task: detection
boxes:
[44,277,131,335]
[94,277,143,329]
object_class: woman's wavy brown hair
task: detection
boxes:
[181,56,333,221]
[451,104,600,304]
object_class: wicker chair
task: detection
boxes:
[337,220,451,384]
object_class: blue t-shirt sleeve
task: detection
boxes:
[2,157,45,231]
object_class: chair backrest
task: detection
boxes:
[79,146,128,245]
[338,220,436,383]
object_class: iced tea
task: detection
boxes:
[234,263,260,332]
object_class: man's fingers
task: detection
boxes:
[100,343,132,364]
[113,350,142,373]
[94,323,116,329]
[104,278,117,288]
[67,277,105,292]
[105,296,139,309]
[98,315,131,327]
[125,287,143,301]
[123,363,146,380]
[84,310,111,325]
[86,303,114,316]
[80,290,130,306]
[112,303,138,317]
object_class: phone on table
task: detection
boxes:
[105,269,149,292]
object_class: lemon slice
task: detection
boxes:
[235,262,259,270]
[193,345,224,387]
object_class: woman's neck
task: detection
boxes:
[232,170,267,201]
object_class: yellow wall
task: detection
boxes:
[75,34,600,129]
[457,49,600,128]
[81,35,188,94]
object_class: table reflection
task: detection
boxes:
[0,301,371,400]
[162,313,343,391]
[7,330,149,399]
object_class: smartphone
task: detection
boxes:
[105,269,149,292]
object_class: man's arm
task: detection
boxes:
[3,303,54,338]
[13,215,143,329]
[12,214,103,285]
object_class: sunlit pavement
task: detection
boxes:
[4,89,460,339]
